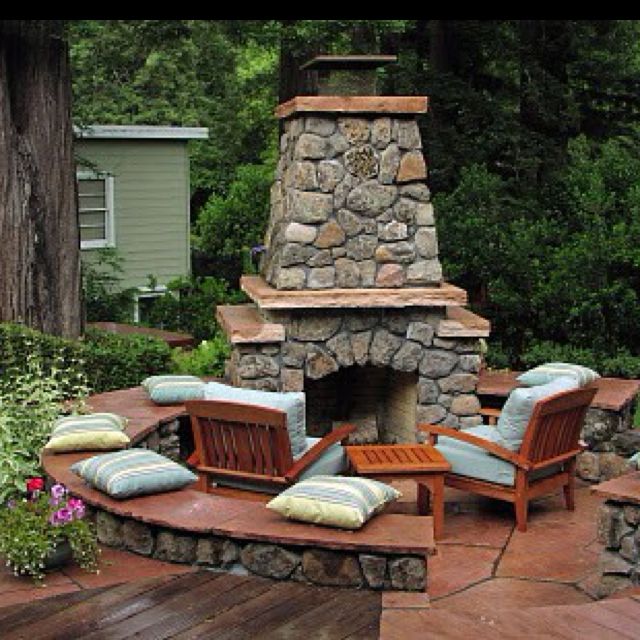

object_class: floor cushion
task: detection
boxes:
[267,475,401,529]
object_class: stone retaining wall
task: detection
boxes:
[577,402,638,482]
[596,499,640,596]
[92,508,426,591]
[137,418,183,461]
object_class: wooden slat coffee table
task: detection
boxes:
[346,444,451,539]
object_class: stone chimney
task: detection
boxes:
[217,55,490,443]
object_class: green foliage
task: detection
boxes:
[0,483,99,582]
[69,20,279,199]
[81,328,174,393]
[69,20,640,378]
[141,276,245,342]
[0,323,173,396]
[171,335,231,377]
[515,340,640,379]
[81,248,136,322]
[0,348,89,502]
[193,160,274,274]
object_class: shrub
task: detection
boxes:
[81,247,136,322]
[81,328,174,393]
[0,350,89,503]
[170,334,230,377]
[0,323,173,395]
[141,275,245,342]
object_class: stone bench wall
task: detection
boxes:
[596,499,640,596]
[577,402,638,483]
[92,508,426,591]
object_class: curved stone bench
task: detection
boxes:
[42,386,435,591]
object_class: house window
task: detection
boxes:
[77,172,115,249]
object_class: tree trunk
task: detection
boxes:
[0,20,82,339]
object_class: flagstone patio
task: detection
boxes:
[3,475,638,638]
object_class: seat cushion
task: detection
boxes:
[517,362,600,387]
[436,425,517,485]
[297,437,347,480]
[44,413,131,453]
[436,425,561,486]
[496,376,580,451]
[204,381,307,458]
[266,475,401,530]
[142,375,205,405]
[71,449,197,499]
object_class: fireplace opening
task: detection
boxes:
[305,365,418,444]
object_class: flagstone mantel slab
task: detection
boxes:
[240,275,467,311]
[275,96,429,119]
[216,304,285,345]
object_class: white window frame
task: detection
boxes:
[133,285,169,324]
[77,171,115,249]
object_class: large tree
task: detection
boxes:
[0,20,82,338]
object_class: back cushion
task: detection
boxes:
[517,362,600,387]
[204,381,307,458]
[496,376,579,451]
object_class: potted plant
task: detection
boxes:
[0,478,100,582]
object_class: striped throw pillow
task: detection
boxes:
[142,375,205,405]
[44,413,131,453]
[71,449,197,499]
[266,476,401,530]
[517,362,600,387]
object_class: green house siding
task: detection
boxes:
[75,139,191,290]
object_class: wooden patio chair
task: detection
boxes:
[419,386,596,531]
[185,399,355,494]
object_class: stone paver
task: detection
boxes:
[0,478,612,638]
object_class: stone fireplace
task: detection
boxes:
[217,56,490,444]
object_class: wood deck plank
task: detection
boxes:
[0,588,109,635]
[74,573,250,640]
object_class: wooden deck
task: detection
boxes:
[0,572,381,640]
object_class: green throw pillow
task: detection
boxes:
[267,475,401,530]
[44,413,131,453]
[141,375,205,405]
[71,449,198,499]
[517,362,600,387]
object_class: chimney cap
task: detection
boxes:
[300,54,397,72]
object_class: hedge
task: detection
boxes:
[0,323,174,394]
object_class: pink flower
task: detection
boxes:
[50,507,73,526]
[50,484,66,500]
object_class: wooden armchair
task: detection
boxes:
[419,386,596,531]
[185,399,355,494]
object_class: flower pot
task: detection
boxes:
[44,539,73,571]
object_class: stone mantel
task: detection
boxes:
[275,96,429,120]
[241,275,467,310]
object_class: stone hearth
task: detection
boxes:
[218,89,490,443]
